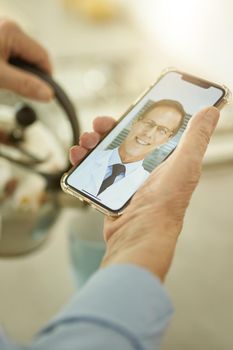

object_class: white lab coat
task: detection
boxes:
[73,149,149,210]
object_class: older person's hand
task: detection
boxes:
[70,107,220,281]
[0,19,53,101]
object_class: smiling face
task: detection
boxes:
[119,105,183,163]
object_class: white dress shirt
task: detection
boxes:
[68,148,150,210]
[103,148,144,184]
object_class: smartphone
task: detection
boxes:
[61,68,231,217]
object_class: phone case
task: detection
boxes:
[61,67,232,217]
[160,67,232,108]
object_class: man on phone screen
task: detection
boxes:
[77,99,185,208]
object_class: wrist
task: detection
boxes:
[101,234,177,281]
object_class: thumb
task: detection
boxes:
[0,61,53,101]
[178,106,219,158]
[146,106,220,200]
[172,106,220,174]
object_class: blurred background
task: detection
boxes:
[0,1,232,349]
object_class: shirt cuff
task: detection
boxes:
[39,264,173,349]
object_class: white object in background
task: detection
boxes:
[0,159,12,195]
[12,173,46,212]
[23,121,67,174]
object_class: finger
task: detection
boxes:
[175,106,220,165]
[143,107,220,200]
[11,23,52,73]
[0,62,53,101]
[79,131,100,149]
[69,120,115,166]
[93,116,116,135]
[155,106,220,192]
[69,145,88,165]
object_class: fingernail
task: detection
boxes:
[36,86,54,101]
[70,145,78,151]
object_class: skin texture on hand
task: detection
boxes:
[70,107,220,281]
[0,19,53,101]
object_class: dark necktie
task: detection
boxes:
[97,163,126,196]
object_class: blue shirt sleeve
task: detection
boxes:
[0,264,173,350]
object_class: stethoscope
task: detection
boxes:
[0,57,80,190]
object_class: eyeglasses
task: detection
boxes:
[140,120,174,137]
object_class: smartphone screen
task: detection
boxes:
[65,71,225,213]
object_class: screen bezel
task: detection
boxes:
[64,69,226,215]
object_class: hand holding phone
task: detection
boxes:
[63,69,230,216]
[70,107,220,280]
